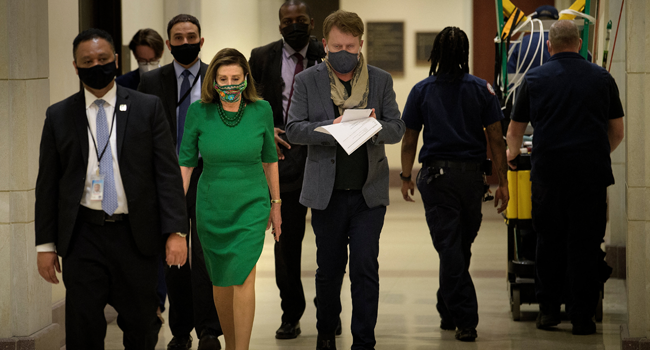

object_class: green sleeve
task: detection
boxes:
[178,101,201,167]
[260,102,279,163]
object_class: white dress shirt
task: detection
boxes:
[37,82,128,253]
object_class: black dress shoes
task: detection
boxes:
[455,328,477,342]
[276,321,301,339]
[316,334,336,350]
[440,319,455,331]
[167,335,192,350]
[572,319,597,335]
[198,329,222,349]
[536,311,561,330]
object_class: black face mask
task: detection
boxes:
[281,23,311,52]
[170,42,201,65]
[77,60,117,90]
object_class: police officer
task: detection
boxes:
[400,26,509,342]
[506,20,624,335]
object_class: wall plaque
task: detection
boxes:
[366,22,404,76]
[416,32,438,66]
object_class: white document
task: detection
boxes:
[315,109,382,155]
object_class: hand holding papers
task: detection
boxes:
[315,109,382,155]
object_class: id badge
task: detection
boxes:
[90,170,105,201]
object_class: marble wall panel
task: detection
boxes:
[0,0,7,79]
[627,187,646,221]
[6,0,49,80]
[0,224,12,339]
[26,79,49,189]
[8,80,29,191]
[609,164,627,246]
[11,222,51,336]
[0,192,9,224]
[627,219,647,337]
[624,73,645,187]
[0,80,9,191]
[625,0,648,74]
[9,191,30,223]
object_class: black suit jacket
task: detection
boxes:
[35,85,188,258]
[115,69,140,90]
[138,61,209,146]
[249,38,325,128]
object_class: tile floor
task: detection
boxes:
[105,188,627,350]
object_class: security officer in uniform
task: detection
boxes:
[400,26,509,342]
[507,20,624,335]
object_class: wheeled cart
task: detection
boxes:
[505,154,604,321]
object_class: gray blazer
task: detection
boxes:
[285,63,405,210]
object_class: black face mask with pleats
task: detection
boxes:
[77,60,117,90]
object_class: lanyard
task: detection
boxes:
[86,106,117,168]
[177,71,201,107]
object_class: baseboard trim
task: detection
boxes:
[620,324,650,349]
[0,323,60,350]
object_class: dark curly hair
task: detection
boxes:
[428,26,470,81]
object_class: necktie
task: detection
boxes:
[177,70,192,154]
[94,99,118,216]
[285,52,304,124]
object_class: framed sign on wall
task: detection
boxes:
[366,22,404,77]
[416,32,439,66]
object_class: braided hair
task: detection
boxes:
[428,26,470,81]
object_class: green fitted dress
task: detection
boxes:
[179,99,278,286]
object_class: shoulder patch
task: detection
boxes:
[486,82,496,96]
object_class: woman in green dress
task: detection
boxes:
[178,48,281,350]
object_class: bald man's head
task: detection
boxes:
[548,20,581,55]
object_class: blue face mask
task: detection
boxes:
[327,48,359,74]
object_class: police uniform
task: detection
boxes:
[511,52,624,324]
[402,73,503,330]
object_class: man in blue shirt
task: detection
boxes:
[400,26,509,342]
[507,20,624,335]
[138,14,222,350]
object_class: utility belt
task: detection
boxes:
[423,160,484,173]
[78,205,128,225]
[422,159,495,202]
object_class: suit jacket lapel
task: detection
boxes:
[115,86,131,160]
[315,65,335,121]
[199,61,208,80]
[73,91,90,165]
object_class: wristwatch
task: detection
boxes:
[174,232,187,238]
[399,172,411,181]
[271,199,282,204]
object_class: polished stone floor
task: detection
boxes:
[105,188,627,350]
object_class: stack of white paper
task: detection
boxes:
[315,109,382,155]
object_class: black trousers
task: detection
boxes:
[312,190,386,350]
[275,189,309,323]
[166,161,222,338]
[532,182,607,322]
[417,166,483,329]
[63,217,160,350]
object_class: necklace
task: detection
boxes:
[217,101,246,127]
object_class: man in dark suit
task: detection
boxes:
[249,0,325,340]
[116,28,165,90]
[138,14,222,350]
[35,29,188,350]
